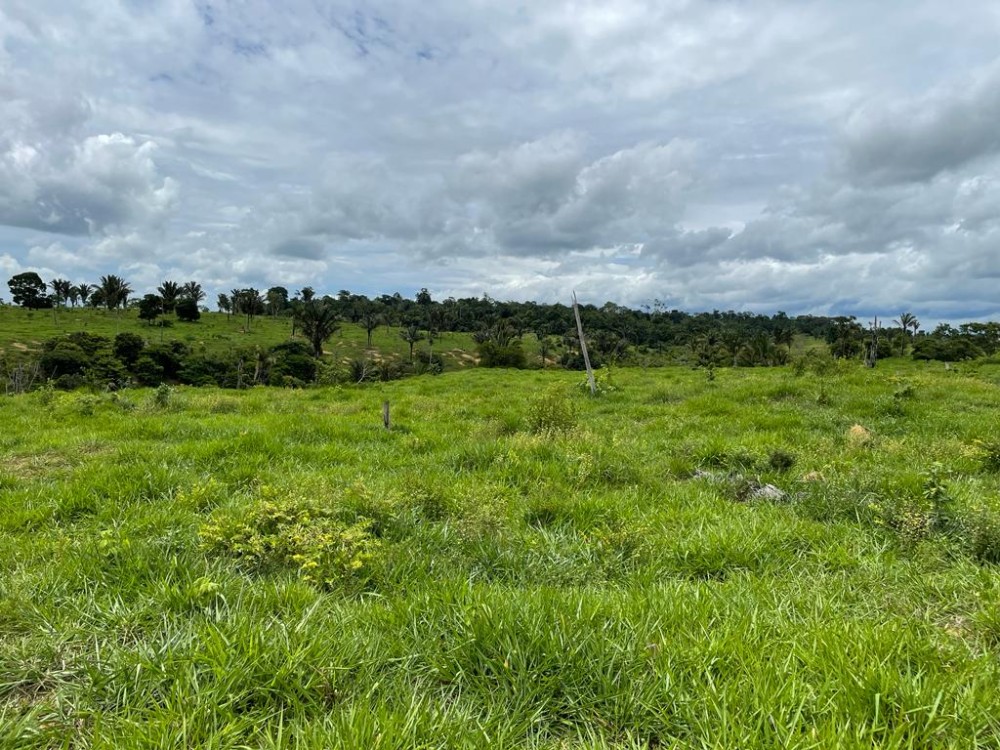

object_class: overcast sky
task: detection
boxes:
[2,1,999,320]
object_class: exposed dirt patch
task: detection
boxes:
[4,452,76,478]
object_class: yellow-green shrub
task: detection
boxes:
[200,487,380,588]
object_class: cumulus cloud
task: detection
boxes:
[0,130,178,236]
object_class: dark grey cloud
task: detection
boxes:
[272,238,326,260]
[841,63,1000,185]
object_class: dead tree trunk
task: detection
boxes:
[573,292,596,395]
[864,316,880,368]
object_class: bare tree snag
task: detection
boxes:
[573,291,596,395]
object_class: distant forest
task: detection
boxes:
[4,270,998,393]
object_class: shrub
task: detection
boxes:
[578,368,617,395]
[560,351,603,371]
[200,488,380,588]
[142,342,189,380]
[526,386,577,434]
[912,336,982,362]
[347,358,374,383]
[114,332,145,366]
[179,355,231,386]
[86,352,129,388]
[413,352,444,375]
[269,341,318,385]
[793,350,836,376]
[39,342,89,383]
[965,510,1000,565]
[62,332,113,357]
[974,439,1000,473]
[175,298,201,322]
[153,383,173,408]
[478,340,527,368]
[868,465,954,545]
[376,360,404,382]
[133,355,165,386]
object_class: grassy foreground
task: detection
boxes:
[3,363,1000,747]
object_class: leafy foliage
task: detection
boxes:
[200,488,380,588]
[295,299,340,357]
[7,272,51,309]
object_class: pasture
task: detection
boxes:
[2,362,1000,747]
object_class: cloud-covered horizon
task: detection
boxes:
[2,0,999,322]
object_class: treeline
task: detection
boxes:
[5,271,998,394]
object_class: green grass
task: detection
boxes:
[3,362,1000,747]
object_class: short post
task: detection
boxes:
[382,400,391,430]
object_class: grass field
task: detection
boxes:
[3,361,1000,747]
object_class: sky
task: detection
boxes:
[1,1,999,321]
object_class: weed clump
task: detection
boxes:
[768,450,796,473]
[200,487,380,588]
[527,386,577,434]
[867,464,955,545]
[153,383,173,408]
[974,439,1000,473]
[578,367,617,395]
[846,424,873,447]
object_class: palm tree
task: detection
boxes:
[295,300,340,357]
[158,281,181,312]
[181,281,205,303]
[217,293,231,319]
[98,274,132,311]
[400,325,424,361]
[49,279,72,307]
[360,309,381,348]
[893,312,920,355]
[75,283,94,307]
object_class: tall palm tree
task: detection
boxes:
[893,312,920,355]
[360,309,381,348]
[181,281,205,303]
[894,312,919,338]
[400,325,424,361]
[217,293,231,319]
[98,274,132,311]
[49,278,72,307]
[295,300,340,357]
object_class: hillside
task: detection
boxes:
[0,305,488,374]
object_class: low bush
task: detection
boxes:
[200,488,380,588]
[526,386,577,434]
